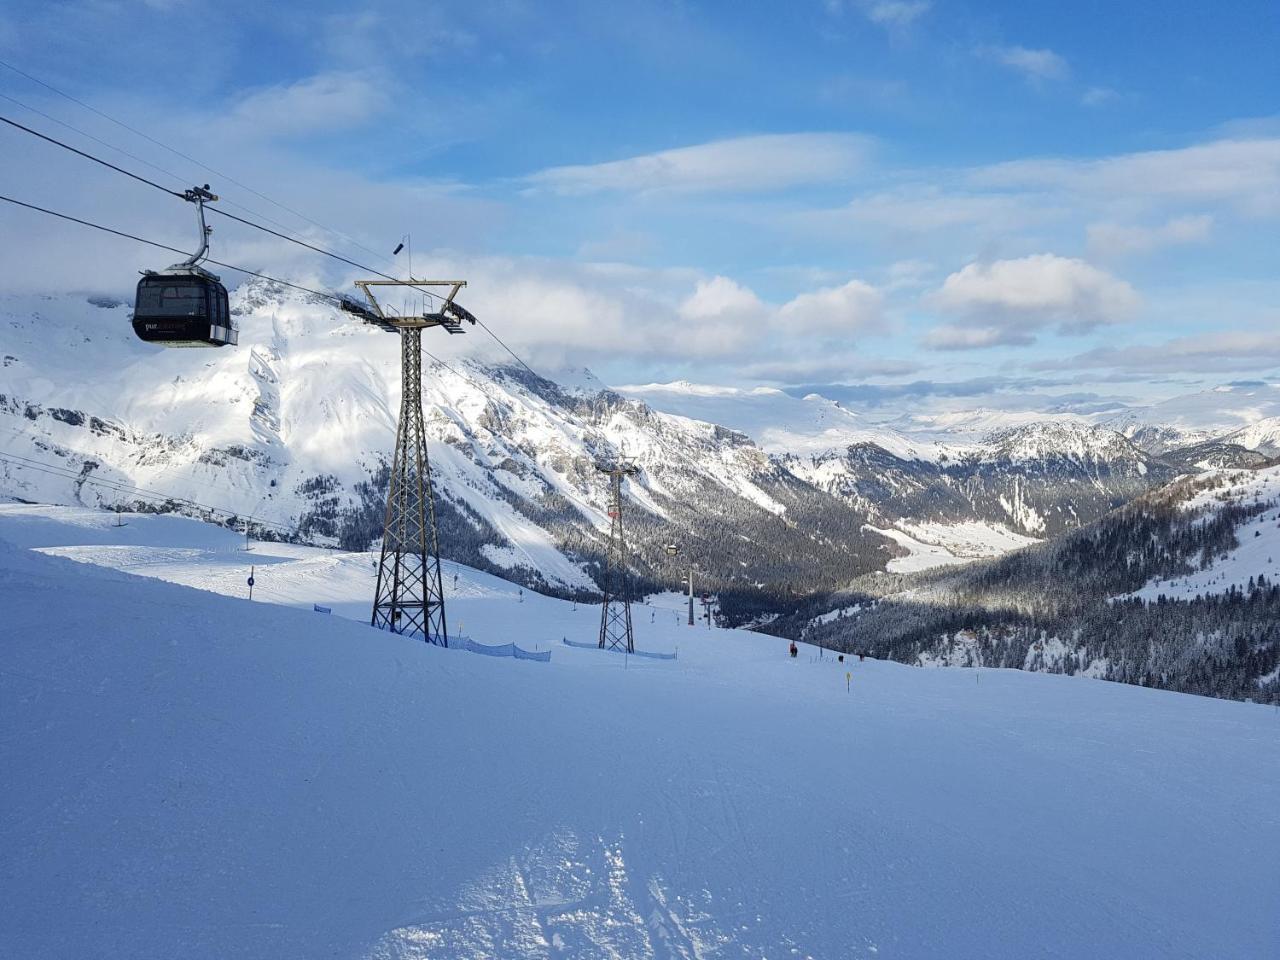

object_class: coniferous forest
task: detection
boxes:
[791,469,1280,704]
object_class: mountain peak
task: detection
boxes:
[983,421,1139,463]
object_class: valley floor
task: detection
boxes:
[1,505,1277,959]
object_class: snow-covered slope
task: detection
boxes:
[1222,415,1280,457]
[1129,465,1280,602]
[869,520,1039,573]
[2,507,1277,959]
[806,462,1280,702]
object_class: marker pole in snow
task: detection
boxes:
[247,566,255,601]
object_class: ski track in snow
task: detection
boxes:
[2,505,1278,960]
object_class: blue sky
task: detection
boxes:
[1,0,1277,408]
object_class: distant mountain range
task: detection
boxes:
[619,376,1280,462]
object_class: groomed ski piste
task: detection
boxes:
[2,504,1278,959]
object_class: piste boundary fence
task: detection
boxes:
[561,637,677,660]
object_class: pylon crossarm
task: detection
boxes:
[352,279,472,333]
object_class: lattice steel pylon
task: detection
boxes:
[346,279,474,645]
[597,460,640,652]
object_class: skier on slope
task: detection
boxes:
[789,640,798,659]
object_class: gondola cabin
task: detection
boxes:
[132,265,236,347]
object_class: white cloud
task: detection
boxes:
[739,352,918,382]
[864,1,932,27]
[226,71,389,137]
[1081,86,1119,107]
[934,254,1137,321]
[831,186,1048,233]
[415,263,889,374]
[778,279,884,333]
[679,275,769,322]
[972,138,1280,213]
[925,254,1139,349]
[984,45,1070,82]
[416,258,755,367]
[825,0,932,28]
[1087,214,1213,258]
[523,133,872,195]
[1043,329,1280,374]
[882,259,936,291]
[924,324,1032,350]
[794,136,1279,258]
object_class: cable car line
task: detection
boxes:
[1,192,186,256]
[0,55,399,273]
[4,451,368,602]
[0,106,547,383]
[471,317,543,382]
[0,192,342,305]
[0,87,349,243]
[0,111,377,270]
[0,192,468,380]
[0,110,455,306]
[0,113,185,198]
[0,90,192,193]
[205,205,405,284]
[0,450,300,538]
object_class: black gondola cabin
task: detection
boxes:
[132,265,237,347]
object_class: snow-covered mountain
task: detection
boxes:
[1222,415,1280,457]
[786,421,1172,540]
[3,286,1271,610]
[622,377,1280,553]
[1102,383,1280,453]
[616,379,942,458]
[625,376,1280,462]
[0,287,895,613]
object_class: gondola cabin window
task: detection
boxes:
[137,282,209,317]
